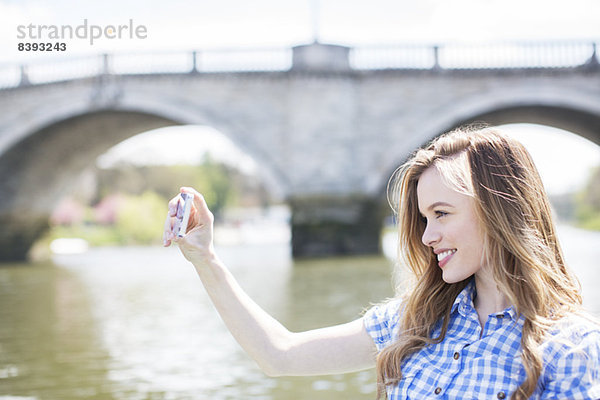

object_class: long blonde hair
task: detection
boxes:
[380,126,583,399]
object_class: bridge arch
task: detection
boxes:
[377,88,600,200]
[0,100,287,261]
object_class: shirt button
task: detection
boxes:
[497,391,506,399]
[453,352,460,360]
[435,387,442,395]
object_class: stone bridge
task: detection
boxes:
[0,42,599,260]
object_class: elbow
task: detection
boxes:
[256,349,289,377]
[260,363,284,378]
[256,338,292,377]
[256,359,286,378]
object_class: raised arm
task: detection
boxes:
[163,187,378,377]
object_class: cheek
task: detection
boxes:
[468,231,487,269]
[460,223,485,256]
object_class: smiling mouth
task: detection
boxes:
[437,249,456,266]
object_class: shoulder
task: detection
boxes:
[540,314,600,398]
[543,313,600,354]
[363,297,404,352]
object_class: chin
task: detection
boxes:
[441,271,464,284]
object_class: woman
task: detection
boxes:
[163,126,599,399]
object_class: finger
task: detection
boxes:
[167,194,182,217]
[180,187,214,224]
[163,211,172,246]
[163,209,177,246]
[164,193,185,245]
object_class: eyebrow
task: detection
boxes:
[419,201,455,215]
[427,201,454,211]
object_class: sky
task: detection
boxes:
[1,0,599,195]
[2,0,599,63]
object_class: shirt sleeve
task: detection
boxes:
[541,327,600,399]
[363,298,403,352]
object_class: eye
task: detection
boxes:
[435,210,448,219]
[419,214,427,224]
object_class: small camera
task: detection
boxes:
[175,193,194,237]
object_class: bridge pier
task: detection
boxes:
[0,213,49,261]
[289,195,385,258]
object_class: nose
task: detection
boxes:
[421,220,441,247]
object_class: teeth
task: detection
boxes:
[437,249,456,262]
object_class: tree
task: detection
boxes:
[575,166,600,231]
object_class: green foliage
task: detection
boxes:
[44,224,123,246]
[43,158,259,248]
[115,191,167,245]
[95,159,238,217]
[45,191,167,246]
[575,166,600,231]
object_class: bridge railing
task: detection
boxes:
[0,47,294,89]
[440,41,597,69]
[0,41,597,90]
[354,42,597,69]
[350,41,599,70]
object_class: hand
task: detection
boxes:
[163,187,216,264]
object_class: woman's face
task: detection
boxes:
[416,165,487,283]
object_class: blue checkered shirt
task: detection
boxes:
[364,279,600,399]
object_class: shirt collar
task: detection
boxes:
[450,278,519,322]
[498,305,519,322]
[451,279,477,317]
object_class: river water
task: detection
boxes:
[0,225,598,400]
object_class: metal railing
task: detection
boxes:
[0,41,597,90]
[0,47,294,89]
[350,41,599,70]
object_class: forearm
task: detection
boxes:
[191,254,291,376]
[165,188,377,377]
[191,254,376,377]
